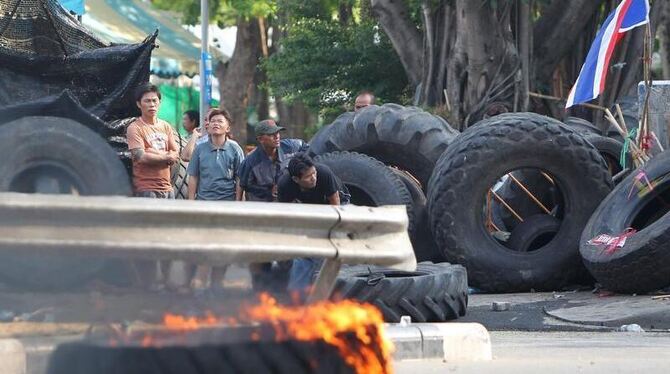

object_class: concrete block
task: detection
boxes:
[0,339,26,374]
[385,325,425,360]
[434,323,493,362]
[386,322,492,362]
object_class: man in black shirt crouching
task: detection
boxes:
[277,153,349,291]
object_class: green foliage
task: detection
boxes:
[264,18,409,117]
[277,0,339,20]
[151,0,274,26]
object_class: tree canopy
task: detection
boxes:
[150,0,670,138]
[263,17,408,118]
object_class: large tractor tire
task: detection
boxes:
[308,104,458,189]
[170,131,189,200]
[313,151,414,231]
[583,133,627,177]
[389,168,442,262]
[48,338,358,374]
[332,262,467,322]
[0,116,131,290]
[427,113,612,292]
[580,150,670,294]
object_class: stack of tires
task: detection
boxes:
[308,104,458,262]
[312,106,655,320]
[426,113,613,292]
[308,104,468,322]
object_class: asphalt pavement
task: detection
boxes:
[395,331,670,373]
[1,265,670,373]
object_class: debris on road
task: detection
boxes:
[619,324,645,333]
[491,302,511,312]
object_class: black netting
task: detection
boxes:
[0,0,155,121]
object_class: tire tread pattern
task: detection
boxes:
[331,262,468,322]
[308,104,458,188]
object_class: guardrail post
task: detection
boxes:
[306,259,342,303]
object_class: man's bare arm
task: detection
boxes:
[327,192,340,206]
[130,148,172,166]
[188,175,199,200]
[180,128,202,161]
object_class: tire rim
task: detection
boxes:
[484,168,565,253]
[9,161,86,195]
[345,184,377,206]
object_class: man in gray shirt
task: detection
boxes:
[187,109,244,201]
[186,108,244,291]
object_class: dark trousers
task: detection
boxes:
[132,189,175,288]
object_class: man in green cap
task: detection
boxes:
[237,119,305,202]
[237,119,306,291]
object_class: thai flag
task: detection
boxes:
[565,0,650,109]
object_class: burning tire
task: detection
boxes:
[48,298,392,374]
[580,150,670,294]
[332,262,468,322]
[427,113,612,292]
[48,337,360,374]
[0,116,131,289]
[308,104,458,189]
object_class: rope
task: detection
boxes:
[620,128,637,170]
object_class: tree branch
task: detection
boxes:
[533,0,605,85]
[371,0,423,85]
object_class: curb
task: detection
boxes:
[0,336,81,374]
[0,339,25,374]
[386,322,492,361]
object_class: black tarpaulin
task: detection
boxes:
[0,0,155,121]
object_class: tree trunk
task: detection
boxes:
[517,0,532,112]
[661,5,670,79]
[371,0,423,86]
[533,0,605,88]
[276,97,314,139]
[374,0,519,127]
[339,2,353,25]
[445,0,520,127]
[219,17,261,146]
[253,68,270,121]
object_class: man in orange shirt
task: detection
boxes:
[127,83,180,198]
[126,83,180,290]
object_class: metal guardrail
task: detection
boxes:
[0,193,417,301]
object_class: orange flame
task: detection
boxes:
[246,294,393,374]
[163,312,222,330]
[157,294,393,374]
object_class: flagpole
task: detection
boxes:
[199,0,209,129]
[638,23,652,152]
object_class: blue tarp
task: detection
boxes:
[59,0,85,15]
